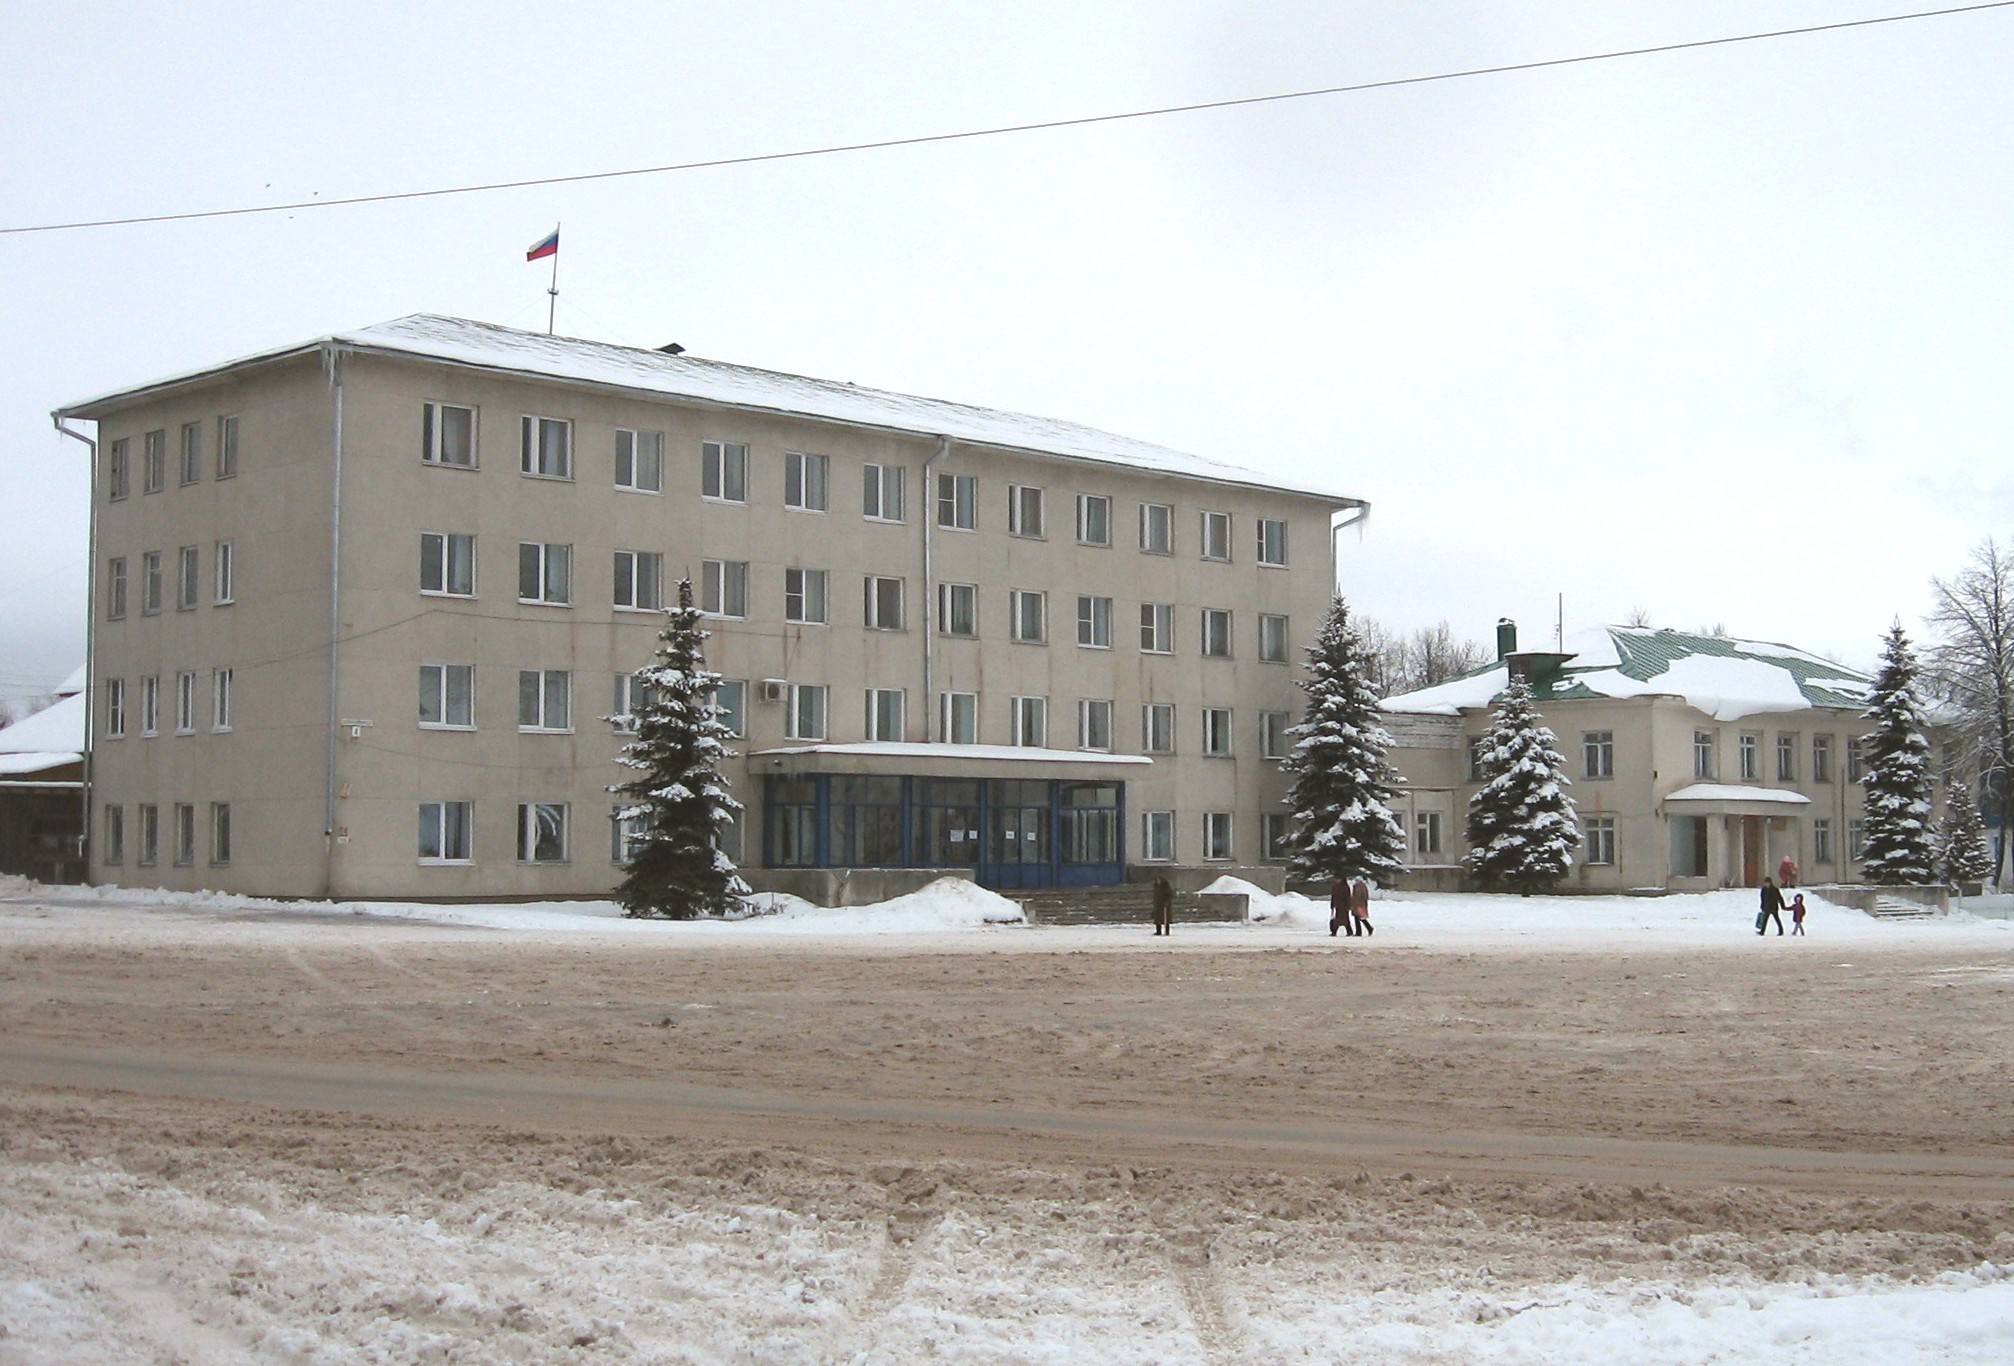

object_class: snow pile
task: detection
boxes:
[728,877,1027,934]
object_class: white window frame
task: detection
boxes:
[210,802,232,866]
[173,803,196,866]
[420,663,475,729]
[785,451,829,512]
[1143,702,1175,755]
[1739,732,1760,783]
[1010,589,1047,645]
[615,428,663,492]
[940,691,978,744]
[1584,730,1614,779]
[105,678,126,738]
[179,422,202,485]
[517,541,572,605]
[1078,698,1113,752]
[785,567,830,625]
[1076,493,1112,547]
[1202,707,1233,757]
[937,582,978,637]
[176,545,199,611]
[1140,502,1173,555]
[701,559,748,618]
[419,801,472,863]
[1262,813,1292,862]
[518,669,572,732]
[175,671,197,735]
[1261,710,1290,760]
[1203,812,1234,861]
[863,463,905,522]
[214,541,235,605]
[1813,734,1834,783]
[137,803,159,865]
[520,415,573,479]
[141,551,162,615]
[423,402,476,468]
[1140,602,1174,654]
[421,532,476,597]
[1814,817,1835,864]
[613,550,664,611]
[1201,608,1233,658]
[786,683,828,741]
[1201,510,1232,562]
[866,687,906,742]
[1010,695,1048,748]
[106,557,127,620]
[611,807,648,865]
[1777,733,1797,782]
[212,668,233,733]
[143,429,165,493]
[936,472,976,530]
[517,802,569,863]
[102,803,124,864]
[864,575,904,631]
[108,437,130,500]
[703,440,748,502]
[1008,484,1045,538]
[1416,811,1443,858]
[611,673,653,732]
[1694,730,1715,780]
[1256,517,1288,567]
[140,675,159,737]
[1584,815,1616,866]
[1258,613,1289,663]
[1076,595,1112,649]
[712,679,747,738]
[1143,810,1175,861]
[216,414,240,478]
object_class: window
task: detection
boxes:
[1693,730,1715,780]
[1076,595,1112,648]
[177,546,199,611]
[611,673,653,731]
[216,415,239,478]
[1416,811,1442,857]
[419,801,473,862]
[864,576,904,630]
[786,684,827,740]
[1259,614,1289,664]
[211,669,233,732]
[940,691,978,744]
[517,542,572,605]
[1256,518,1288,567]
[421,533,476,596]
[1777,734,1797,782]
[424,403,476,466]
[785,568,829,624]
[106,557,127,620]
[1814,818,1834,864]
[517,803,569,863]
[104,679,126,738]
[143,429,165,492]
[702,559,748,617]
[614,551,664,610]
[1011,696,1048,748]
[1143,702,1176,754]
[866,688,905,742]
[102,804,124,865]
[1262,813,1292,861]
[140,675,159,736]
[1739,733,1759,782]
[1261,710,1291,760]
[518,669,572,732]
[1079,699,1113,751]
[1009,485,1045,538]
[1143,810,1175,861]
[1848,738,1865,784]
[520,415,572,478]
[1140,502,1173,554]
[107,438,130,500]
[1812,734,1833,782]
[615,428,662,491]
[1203,707,1233,757]
[1010,589,1047,644]
[420,664,474,728]
[610,807,647,865]
[711,679,747,738]
[1201,510,1231,561]
[703,440,748,501]
[938,582,977,637]
[173,803,196,866]
[210,803,232,866]
[863,463,904,521]
[214,541,235,605]
[1669,815,1709,877]
[1584,815,1616,865]
[1140,603,1174,654]
[179,422,202,485]
[1850,818,1866,859]
[1469,736,1488,782]
[1584,730,1614,779]
[1201,609,1233,658]
[137,804,159,865]
[142,552,163,615]
[785,451,828,511]
[1077,494,1112,546]
[936,472,976,529]
[1203,812,1233,861]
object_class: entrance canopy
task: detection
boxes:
[754,742,1151,782]
[1661,783,1812,818]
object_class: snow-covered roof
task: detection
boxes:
[0,751,80,778]
[0,693,84,757]
[1382,626,1872,722]
[60,314,1362,505]
[1662,783,1811,805]
[55,665,85,697]
[756,741,1152,767]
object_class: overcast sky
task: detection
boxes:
[5,1,2012,704]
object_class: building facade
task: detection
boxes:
[59,316,1363,900]
[1381,624,1879,892]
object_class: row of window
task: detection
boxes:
[1475,729,1864,784]
[105,417,240,500]
[105,544,234,619]
[100,801,231,867]
[422,403,1290,564]
[102,670,232,738]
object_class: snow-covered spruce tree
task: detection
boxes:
[1859,624,1940,886]
[1941,780,1993,888]
[1281,598,1409,887]
[1463,676,1580,895]
[609,578,750,919]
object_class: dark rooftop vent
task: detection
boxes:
[658,343,685,355]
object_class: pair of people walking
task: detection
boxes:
[1758,877,1807,936]
[1330,876,1373,937]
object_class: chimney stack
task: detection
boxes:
[1496,618,1518,660]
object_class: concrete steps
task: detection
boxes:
[1868,894,1938,921]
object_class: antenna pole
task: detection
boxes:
[547,223,560,335]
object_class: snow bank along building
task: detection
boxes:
[58,316,1364,900]
[1380,623,1878,892]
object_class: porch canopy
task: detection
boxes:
[1660,783,1812,817]
[752,741,1152,780]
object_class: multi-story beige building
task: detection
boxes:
[1381,623,1877,892]
[57,315,1364,901]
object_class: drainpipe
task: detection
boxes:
[921,435,950,739]
[322,344,345,897]
[53,416,98,882]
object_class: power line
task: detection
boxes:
[5,1,2010,239]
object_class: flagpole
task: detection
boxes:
[547,222,560,335]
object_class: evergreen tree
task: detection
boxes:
[1859,624,1940,885]
[609,579,750,919]
[1463,677,1580,894]
[1282,597,1409,887]
[1941,779,1993,887]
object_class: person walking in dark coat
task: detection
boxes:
[1350,878,1373,937]
[1151,875,1174,936]
[1329,877,1357,937]
[1758,877,1786,936]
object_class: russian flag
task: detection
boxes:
[526,228,559,262]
